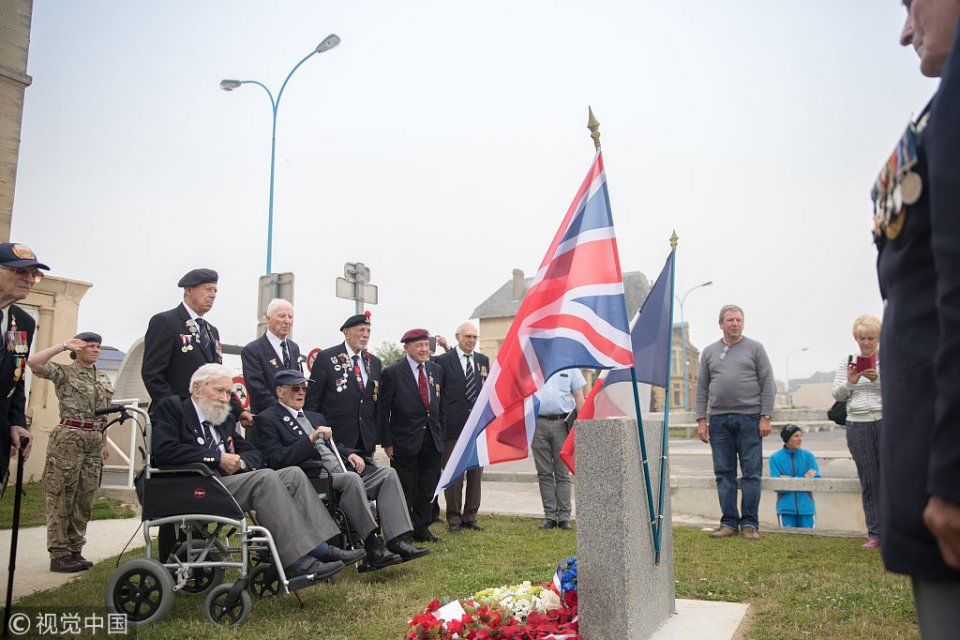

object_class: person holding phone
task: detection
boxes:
[832,315,882,549]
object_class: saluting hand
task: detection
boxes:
[63,338,87,352]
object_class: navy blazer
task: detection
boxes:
[304,343,382,455]
[433,348,489,440]
[0,305,34,481]
[151,395,261,474]
[250,403,359,475]
[377,358,444,457]
[240,333,302,414]
[876,29,960,582]
[142,303,223,403]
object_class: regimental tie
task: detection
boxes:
[464,353,479,405]
[195,318,214,360]
[281,341,291,369]
[417,363,430,408]
[352,355,364,390]
[201,420,218,451]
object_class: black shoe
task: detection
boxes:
[431,515,444,524]
[539,519,558,530]
[462,521,485,532]
[320,545,366,565]
[363,543,402,570]
[71,552,94,570]
[448,523,462,533]
[387,538,431,562]
[286,558,344,582]
[558,520,573,530]
[50,556,84,573]
[412,528,442,543]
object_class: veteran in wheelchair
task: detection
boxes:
[251,369,430,570]
[105,363,364,627]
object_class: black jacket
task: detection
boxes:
[151,395,261,474]
[240,333,302,415]
[304,343,381,455]
[0,305,34,481]
[378,358,444,457]
[250,403,359,475]
[433,348,489,440]
[876,33,960,582]
[142,303,224,404]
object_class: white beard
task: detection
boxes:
[197,397,231,426]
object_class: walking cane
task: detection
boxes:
[3,438,29,638]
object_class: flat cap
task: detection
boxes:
[400,328,430,344]
[0,243,49,270]
[177,268,219,288]
[340,310,372,331]
[275,369,309,386]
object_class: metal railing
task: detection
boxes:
[101,398,146,488]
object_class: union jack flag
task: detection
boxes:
[435,151,634,496]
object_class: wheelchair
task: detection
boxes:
[101,404,338,628]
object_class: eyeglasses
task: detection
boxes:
[286,385,308,392]
[719,345,730,360]
[3,266,44,283]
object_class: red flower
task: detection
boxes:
[428,600,442,612]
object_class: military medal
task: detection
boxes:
[900,171,922,205]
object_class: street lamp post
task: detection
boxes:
[785,347,810,408]
[220,34,341,275]
[676,280,713,412]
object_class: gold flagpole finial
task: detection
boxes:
[587,106,601,150]
[670,230,679,250]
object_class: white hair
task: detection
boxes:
[190,363,234,394]
[265,298,293,317]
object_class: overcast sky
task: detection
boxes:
[12,1,936,382]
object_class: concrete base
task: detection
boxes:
[576,417,674,640]
[651,599,749,640]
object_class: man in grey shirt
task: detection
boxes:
[696,305,776,540]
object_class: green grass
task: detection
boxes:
[10,519,917,640]
[1,482,136,530]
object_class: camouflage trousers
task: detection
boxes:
[43,426,103,559]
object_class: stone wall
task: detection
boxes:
[0,0,33,242]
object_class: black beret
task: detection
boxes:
[0,243,49,270]
[340,311,372,331]
[74,332,102,344]
[780,424,802,443]
[275,369,309,386]
[401,328,430,344]
[177,268,219,288]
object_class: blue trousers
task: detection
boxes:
[709,413,762,531]
[778,514,815,528]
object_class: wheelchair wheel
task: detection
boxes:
[328,508,350,550]
[105,558,175,627]
[204,583,253,626]
[175,540,225,595]
[248,563,282,599]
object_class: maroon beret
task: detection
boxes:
[400,328,430,344]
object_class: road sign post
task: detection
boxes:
[336,262,378,314]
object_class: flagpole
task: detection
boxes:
[589,106,658,553]
[654,232,679,564]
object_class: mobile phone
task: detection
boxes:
[429,336,437,353]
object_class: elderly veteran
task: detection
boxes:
[0,242,45,488]
[378,329,445,543]
[241,298,302,415]
[305,312,382,457]
[251,369,429,568]
[28,332,112,573]
[151,363,366,582]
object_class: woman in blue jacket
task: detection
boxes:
[769,424,821,528]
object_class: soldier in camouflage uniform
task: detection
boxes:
[27,332,113,573]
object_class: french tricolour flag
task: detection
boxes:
[435,151,634,497]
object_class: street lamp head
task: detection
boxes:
[220,79,242,91]
[316,34,341,53]
[702,280,714,287]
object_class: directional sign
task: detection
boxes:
[232,375,250,410]
[336,278,378,304]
